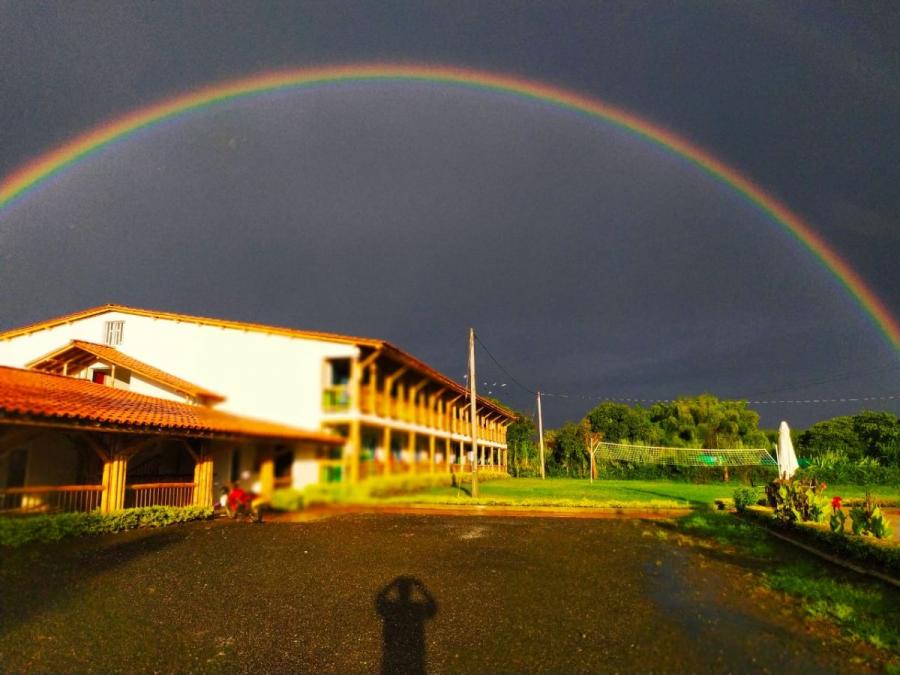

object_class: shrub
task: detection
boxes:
[829,496,847,534]
[796,458,900,486]
[270,471,491,510]
[271,488,304,511]
[0,505,213,548]
[849,491,894,539]
[594,461,776,484]
[733,486,759,513]
[766,477,831,524]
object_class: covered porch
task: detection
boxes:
[0,366,343,514]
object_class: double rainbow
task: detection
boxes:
[1,63,896,350]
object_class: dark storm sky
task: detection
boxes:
[0,2,898,429]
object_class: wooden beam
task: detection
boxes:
[69,432,113,463]
[358,349,382,370]
[383,366,408,419]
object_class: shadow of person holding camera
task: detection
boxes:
[375,576,438,675]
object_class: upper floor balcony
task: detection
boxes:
[321,383,506,444]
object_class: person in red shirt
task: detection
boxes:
[227,482,261,522]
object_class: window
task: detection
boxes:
[104,320,124,346]
[329,359,351,386]
[91,369,109,385]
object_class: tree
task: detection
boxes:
[547,422,588,477]
[505,414,537,477]
[798,416,864,460]
[648,395,767,449]
[586,402,652,443]
[851,411,900,465]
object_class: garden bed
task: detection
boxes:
[741,506,900,580]
[0,505,214,547]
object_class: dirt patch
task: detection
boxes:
[0,515,895,672]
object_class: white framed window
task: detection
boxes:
[104,320,124,346]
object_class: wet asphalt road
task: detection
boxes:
[0,514,887,672]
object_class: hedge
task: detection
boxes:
[588,462,777,484]
[796,465,900,486]
[742,507,900,578]
[0,505,214,548]
[271,470,509,511]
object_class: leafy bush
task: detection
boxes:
[796,459,900,486]
[766,477,831,524]
[849,491,894,539]
[733,486,760,513]
[592,461,776,484]
[829,496,847,534]
[0,505,213,547]
[271,488,304,511]
[269,471,505,510]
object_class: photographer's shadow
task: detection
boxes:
[375,576,438,675]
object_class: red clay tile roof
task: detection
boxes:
[0,304,515,419]
[0,366,344,444]
[27,340,226,403]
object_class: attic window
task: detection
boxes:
[104,320,124,346]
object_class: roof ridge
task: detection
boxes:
[0,303,386,347]
[39,340,226,401]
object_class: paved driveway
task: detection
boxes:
[0,514,891,672]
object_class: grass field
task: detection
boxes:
[384,478,900,509]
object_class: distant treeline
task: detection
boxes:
[505,395,899,482]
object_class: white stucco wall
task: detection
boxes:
[0,311,358,428]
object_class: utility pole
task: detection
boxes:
[536,390,545,480]
[469,328,479,498]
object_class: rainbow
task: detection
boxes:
[1,63,897,350]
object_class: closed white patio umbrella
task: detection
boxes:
[777,420,800,478]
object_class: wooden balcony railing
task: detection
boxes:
[322,386,351,412]
[0,484,104,514]
[125,482,195,508]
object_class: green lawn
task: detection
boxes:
[673,511,900,660]
[385,477,900,509]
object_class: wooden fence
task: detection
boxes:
[0,485,104,514]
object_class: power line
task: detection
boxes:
[474,334,536,395]
[472,333,899,407]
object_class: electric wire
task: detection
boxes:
[472,333,899,407]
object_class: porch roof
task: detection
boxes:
[26,340,226,404]
[0,366,344,444]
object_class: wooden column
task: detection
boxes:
[383,426,392,475]
[429,434,436,474]
[396,383,406,421]
[368,364,377,414]
[192,445,214,507]
[348,358,362,483]
[444,437,451,469]
[100,453,128,513]
[408,430,416,473]
[258,446,275,501]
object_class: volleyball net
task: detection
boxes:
[596,441,776,467]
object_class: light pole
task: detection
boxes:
[469,328,479,498]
